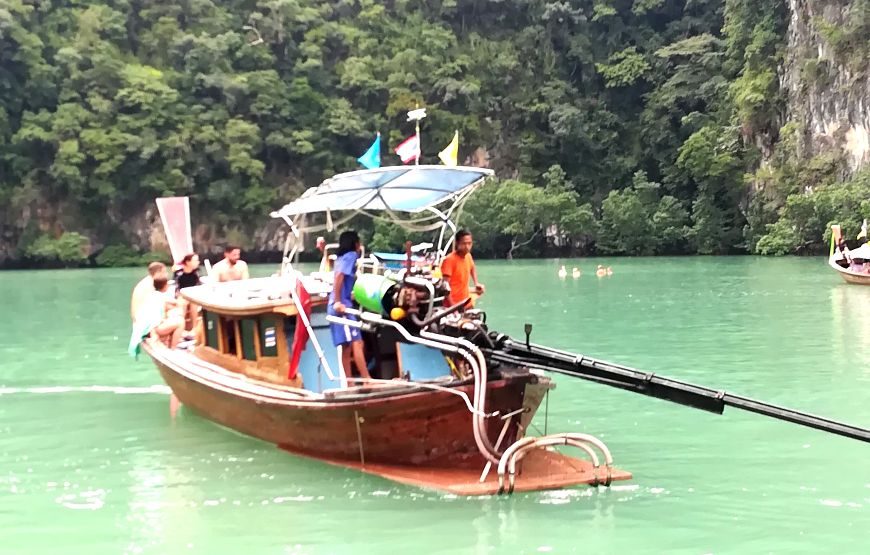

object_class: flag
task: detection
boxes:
[394,134,420,164]
[858,219,867,241]
[438,130,459,166]
[155,197,193,264]
[357,133,381,169]
[288,278,312,380]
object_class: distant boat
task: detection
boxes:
[829,224,870,285]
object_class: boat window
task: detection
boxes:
[259,316,279,357]
[223,318,236,355]
[239,318,258,361]
[203,310,220,349]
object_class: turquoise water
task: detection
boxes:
[1,257,869,554]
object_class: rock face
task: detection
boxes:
[0,202,288,268]
[780,0,870,171]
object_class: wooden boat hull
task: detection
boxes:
[829,258,870,285]
[144,342,545,468]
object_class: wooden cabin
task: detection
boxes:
[181,277,456,395]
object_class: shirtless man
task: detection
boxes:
[131,262,167,321]
[212,245,250,282]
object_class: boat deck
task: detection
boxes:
[280,446,632,496]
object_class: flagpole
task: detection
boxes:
[415,103,420,166]
[406,104,426,166]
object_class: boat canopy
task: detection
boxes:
[850,243,870,260]
[271,166,493,219]
[273,165,494,271]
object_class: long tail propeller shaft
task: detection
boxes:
[488,336,870,444]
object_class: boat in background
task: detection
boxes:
[829,224,870,285]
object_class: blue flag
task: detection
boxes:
[357,133,381,169]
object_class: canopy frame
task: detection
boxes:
[272,166,493,274]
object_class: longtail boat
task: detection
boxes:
[140,166,870,496]
[829,224,870,285]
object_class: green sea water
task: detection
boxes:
[1,257,869,554]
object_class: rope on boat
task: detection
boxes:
[354,409,366,468]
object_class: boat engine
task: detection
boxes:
[351,273,491,343]
[352,273,450,325]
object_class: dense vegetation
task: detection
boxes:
[1,0,868,265]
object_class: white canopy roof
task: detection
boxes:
[271,165,494,218]
[849,243,870,260]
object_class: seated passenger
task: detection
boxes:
[213,245,250,282]
[149,276,185,349]
[131,262,167,321]
[128,276,184,357]
[174,253,202,331]
[328,230,373,382]
[174,254,202,290]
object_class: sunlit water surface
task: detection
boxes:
[1,257,868,554]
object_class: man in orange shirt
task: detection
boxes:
[440,229,485,309]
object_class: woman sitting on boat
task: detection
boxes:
[174,253,202,331]
[328,230,373,381]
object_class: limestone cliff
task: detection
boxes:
[780,0,870,172]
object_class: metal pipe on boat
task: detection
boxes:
[496,433,611,493]
[420,329,502,464]
[343,376,490,417]
[505,438,602,494]
[479,408,525,483]
[496,437,538,493]
[404,327,499,465]
[412,297,470,329]
[507,439,601,482]
[337,308,502,465]
[402,275,436,318]
[288,278,339,382]
[336,310,463,355]
[556,433,613,466]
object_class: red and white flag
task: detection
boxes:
[394,134,420,164]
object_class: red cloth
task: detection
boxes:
[288,279,312,379]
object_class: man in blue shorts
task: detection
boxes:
[327,230,372,381]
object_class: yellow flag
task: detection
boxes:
[438,131,459,166]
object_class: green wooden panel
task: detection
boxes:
[204,310,220,349]
[259,315,279,357]
[240,319,257,361]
